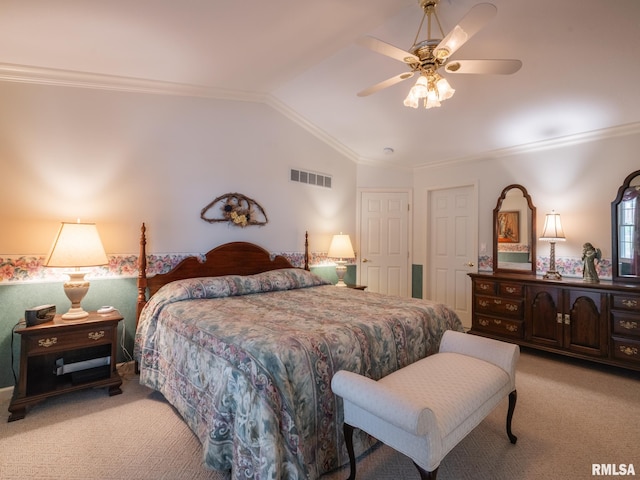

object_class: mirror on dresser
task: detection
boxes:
[493,184,536,274]
[612,169,640,283]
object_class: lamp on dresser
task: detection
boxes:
[540,211,566,280]
[45,221,109,320]
[328,233,355,287]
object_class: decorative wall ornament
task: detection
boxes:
[200,192,268,227]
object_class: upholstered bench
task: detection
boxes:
[331,330,519,480]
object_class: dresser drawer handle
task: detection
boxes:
[38,338,57,348]
[622,299,638,308]
[619,345,639,357]
[479,300,489,307]
[505,324,518,332]
[479,318,489,326]
[479,284,490,290]
[505,286,516,294]
[619,320,638,330]
[506,304,518,312]
[493,299,502,305]
[88,331,105,341]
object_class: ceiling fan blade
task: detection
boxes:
[434,3,497,60]
[357,72,414,97]
[357,36,419,64]
[443,59,522,75]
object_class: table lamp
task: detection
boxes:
[45,221,109,320]
[328,233,355,287]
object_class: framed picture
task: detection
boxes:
[498,211,520,243]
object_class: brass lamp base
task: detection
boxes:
[543,271,562,280]
[543,241,562,280]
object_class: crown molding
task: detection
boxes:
[2,63,638,171]
[0,62,361,163]
[414,122,640,171]
[265,96,361,164]
[0,63,265,102]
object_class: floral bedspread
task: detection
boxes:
[135,268,462,480]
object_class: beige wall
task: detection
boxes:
[0,82,358,257]
[408,131,640,269]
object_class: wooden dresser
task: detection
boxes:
[469,272,640,371]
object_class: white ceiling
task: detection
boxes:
[1,0,639,169]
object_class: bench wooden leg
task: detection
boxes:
[414,463,439,479]
[344,423,357,480]
[506,389,517,444]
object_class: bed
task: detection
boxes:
[133,224,463,480]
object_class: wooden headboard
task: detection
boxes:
[136,223,310,322]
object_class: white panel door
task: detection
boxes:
[359,191,410,296]
[429,186,477,328]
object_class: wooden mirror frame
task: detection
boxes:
[493,184,537,275]
[611,169,640,283]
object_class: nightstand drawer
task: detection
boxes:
[475,295,523,319]
[26,325,115,355]
[475,315,523,339]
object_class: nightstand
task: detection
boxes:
[346,284,367,291]
[8,310,123,422]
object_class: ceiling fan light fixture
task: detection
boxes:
[403,89,420,108]
[425,88,441,108]
[436,76,455,100]
[403,75,428,108]
[403,73,453,109]
[412,75,429,97]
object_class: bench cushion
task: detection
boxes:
[378,353,510,447]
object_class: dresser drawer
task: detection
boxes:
[499,282,523,298]
[611,294,640,312]
[612,336,640,364]
[611,312,640,338]
[475,315,524,339]
[474,279,496,294]
[475,295,524,319]
[25,325,115,355]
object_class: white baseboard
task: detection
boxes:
[0,385,13,401]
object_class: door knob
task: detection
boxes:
[466,261,475,267]
[362,258,370,263]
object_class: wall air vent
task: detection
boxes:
[290,169,332,189]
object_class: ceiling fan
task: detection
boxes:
[357,0,522,108]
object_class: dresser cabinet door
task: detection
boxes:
[564,289,607,357]
[527,285,563,348]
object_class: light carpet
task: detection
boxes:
[1,350,639,480]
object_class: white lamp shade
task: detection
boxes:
[539,211,566,241]
[45,222,109,268]
[327,234,355,260]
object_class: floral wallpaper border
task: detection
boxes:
[477,255,613,279]
[0,252,337,284]
[0,252,612,284]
